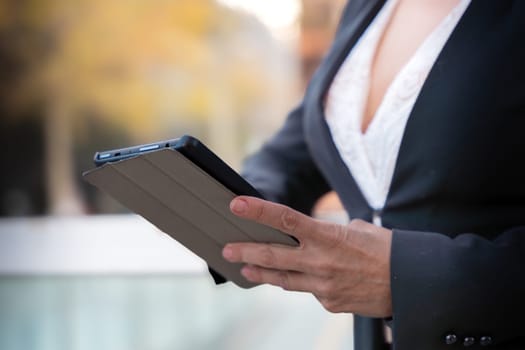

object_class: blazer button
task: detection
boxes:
[445,334,458,345]
[463,337,475,347]
[480,336,493,346]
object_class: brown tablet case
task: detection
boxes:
[83,149,298,288]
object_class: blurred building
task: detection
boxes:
[0,0,300,216]
[300,0,346,87]
[300,0,347,213]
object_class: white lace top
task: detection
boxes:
[325,0,471,224]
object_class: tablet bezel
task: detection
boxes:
[94,135,263,199]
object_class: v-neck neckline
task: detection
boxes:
[357,0,398,137]
[307,0,475,220]
[325,0,471,213]
[361,0,471,139]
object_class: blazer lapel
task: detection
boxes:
[304,0,386,221]
[384,0,480,210]
[306,0,487,222]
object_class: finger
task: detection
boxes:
[223,242,310,273]
[230,196,318,240]
[240,265,313,292]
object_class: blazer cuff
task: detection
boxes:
[390,228,525,349]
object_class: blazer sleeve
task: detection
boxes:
[241,104,331,214]
[390,227,525,349]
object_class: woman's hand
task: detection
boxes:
[222,196,393,318]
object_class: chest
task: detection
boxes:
[324,0,470,211]
[364,0,463,130]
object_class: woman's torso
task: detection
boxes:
[301,0,525,236]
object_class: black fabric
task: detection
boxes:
[353,315,391,350]
[242,105,331,214]
[238,0,525,349]
[208,267,227,285]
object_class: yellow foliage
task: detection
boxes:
[4,0,275,138]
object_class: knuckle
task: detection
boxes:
[259,246,276,267]
[321,299,341,313]
[280,208,298,232]
[278,271,290,290]
[317,260,334,276]
[254,203,265,222]
[329,223,348,247]
[316,281,333,298]
[349,218,367,231]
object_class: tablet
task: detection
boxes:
[83,135,298,288]
[93,135,262,198]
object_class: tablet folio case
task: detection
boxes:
[83,149,298,288]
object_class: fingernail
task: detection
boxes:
[241,266,254,280]
[222,247,233,261]
[230,198,248,214]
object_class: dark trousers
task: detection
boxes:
[354,316,391,350]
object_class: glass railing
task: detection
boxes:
[0,215,353,350]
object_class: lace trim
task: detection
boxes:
[325,0,471,212]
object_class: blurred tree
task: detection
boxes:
[0,0,283,215]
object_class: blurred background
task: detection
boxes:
[0,0,351,349]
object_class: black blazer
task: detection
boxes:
[241,0,525,349]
